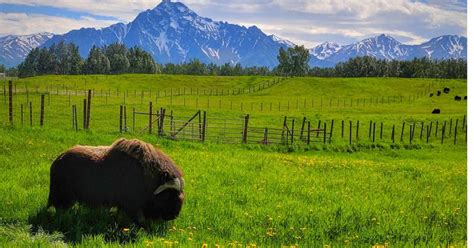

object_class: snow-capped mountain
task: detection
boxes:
[413,35,466,60]
[42,0,292,68]
[0,0,468,68]
[310,34,467,67]
[0,32,53,68]
[270,35,295,48]
[310,42,342,60]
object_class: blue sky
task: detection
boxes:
[0,0,467,47]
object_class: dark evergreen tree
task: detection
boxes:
[105,43,130,74]
[127,46,156,73]
[84,46,110,74]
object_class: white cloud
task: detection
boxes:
[0,0,159,21]
[0,13,117,35]
[0,0,467,47]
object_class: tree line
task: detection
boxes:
[11,42,468,79]
[309,56,467,79]
[17,42,156,77]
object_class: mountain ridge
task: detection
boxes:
[0,1,467,68]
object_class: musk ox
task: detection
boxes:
[432,108,441,114]
[444,87,450,94]
[47,138,185,223]
[455,96,462,101]
[437,91,441,96]
[430,93,434,97]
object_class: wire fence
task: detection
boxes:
[1,80,467,147]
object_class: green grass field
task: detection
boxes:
[0,75,467,247]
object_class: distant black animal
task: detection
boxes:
[430,93,434,97]
[437,91,441,96]
[444,87,450,94]
[48,138,185,223]
[464,96,467,100]
[455,96,462,101]
[432,109,441,114]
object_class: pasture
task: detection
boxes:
[0,75,467,247]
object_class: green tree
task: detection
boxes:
[277,46,310,76]
[105,43,130,74]
[127,47,156,73]
[84,46,110,74]
[276,47,290,76]
[18,48,41,77]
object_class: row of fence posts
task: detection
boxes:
[6,80,94,129]
[128,94,430,111]
[4,80,435,113]
[2,78,283,102]
[7,80,46,127]
[71,90,92,131]
[4,80,465,146]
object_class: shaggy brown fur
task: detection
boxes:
[48,138,185,222]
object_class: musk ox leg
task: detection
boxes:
[134,210,146,226]
[48,156,76,209]
[47,182,74,209]
[122,207,146,226]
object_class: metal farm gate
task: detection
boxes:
[125,106,329,146]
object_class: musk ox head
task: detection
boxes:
[48,138,185,223]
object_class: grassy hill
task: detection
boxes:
[0,74,467,247]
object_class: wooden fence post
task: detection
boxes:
[369,120,373,139]
[391,124,395,143]
[119,105,123,132]
[264,128,269,145]
[29,102,32,127]
[86,90,91,129]
[400,122,405,142]
[160,109,166,136]
[202,111,207,142]
[323,123,327,144]
[132,108,136,132]
[372,122,376,143]
[281,116,288,145]
[8,81,12,125]
[380,122,383,140]
[441,121,446,144]
[124,106,127,132]
[72,105,75,129]
[420,122,424,140]
[426,125,433,144]
[307,122,311,145]
[349,121,352,144]
[435,121,439,137]
[148,102,153,134]
[356,120,360,140]
[74,105,78,131]
[329,120,334,143]
[40,95,45,127]
[409,125,413,144]
[300,117,307,140]
[291,119,295,144]
[83,99,87,129]
[243,114,249,144]
[198,110,202,141]
[454,119,458,145]
[341,120,344,139]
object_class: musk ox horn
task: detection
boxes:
[154,177,185,195]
